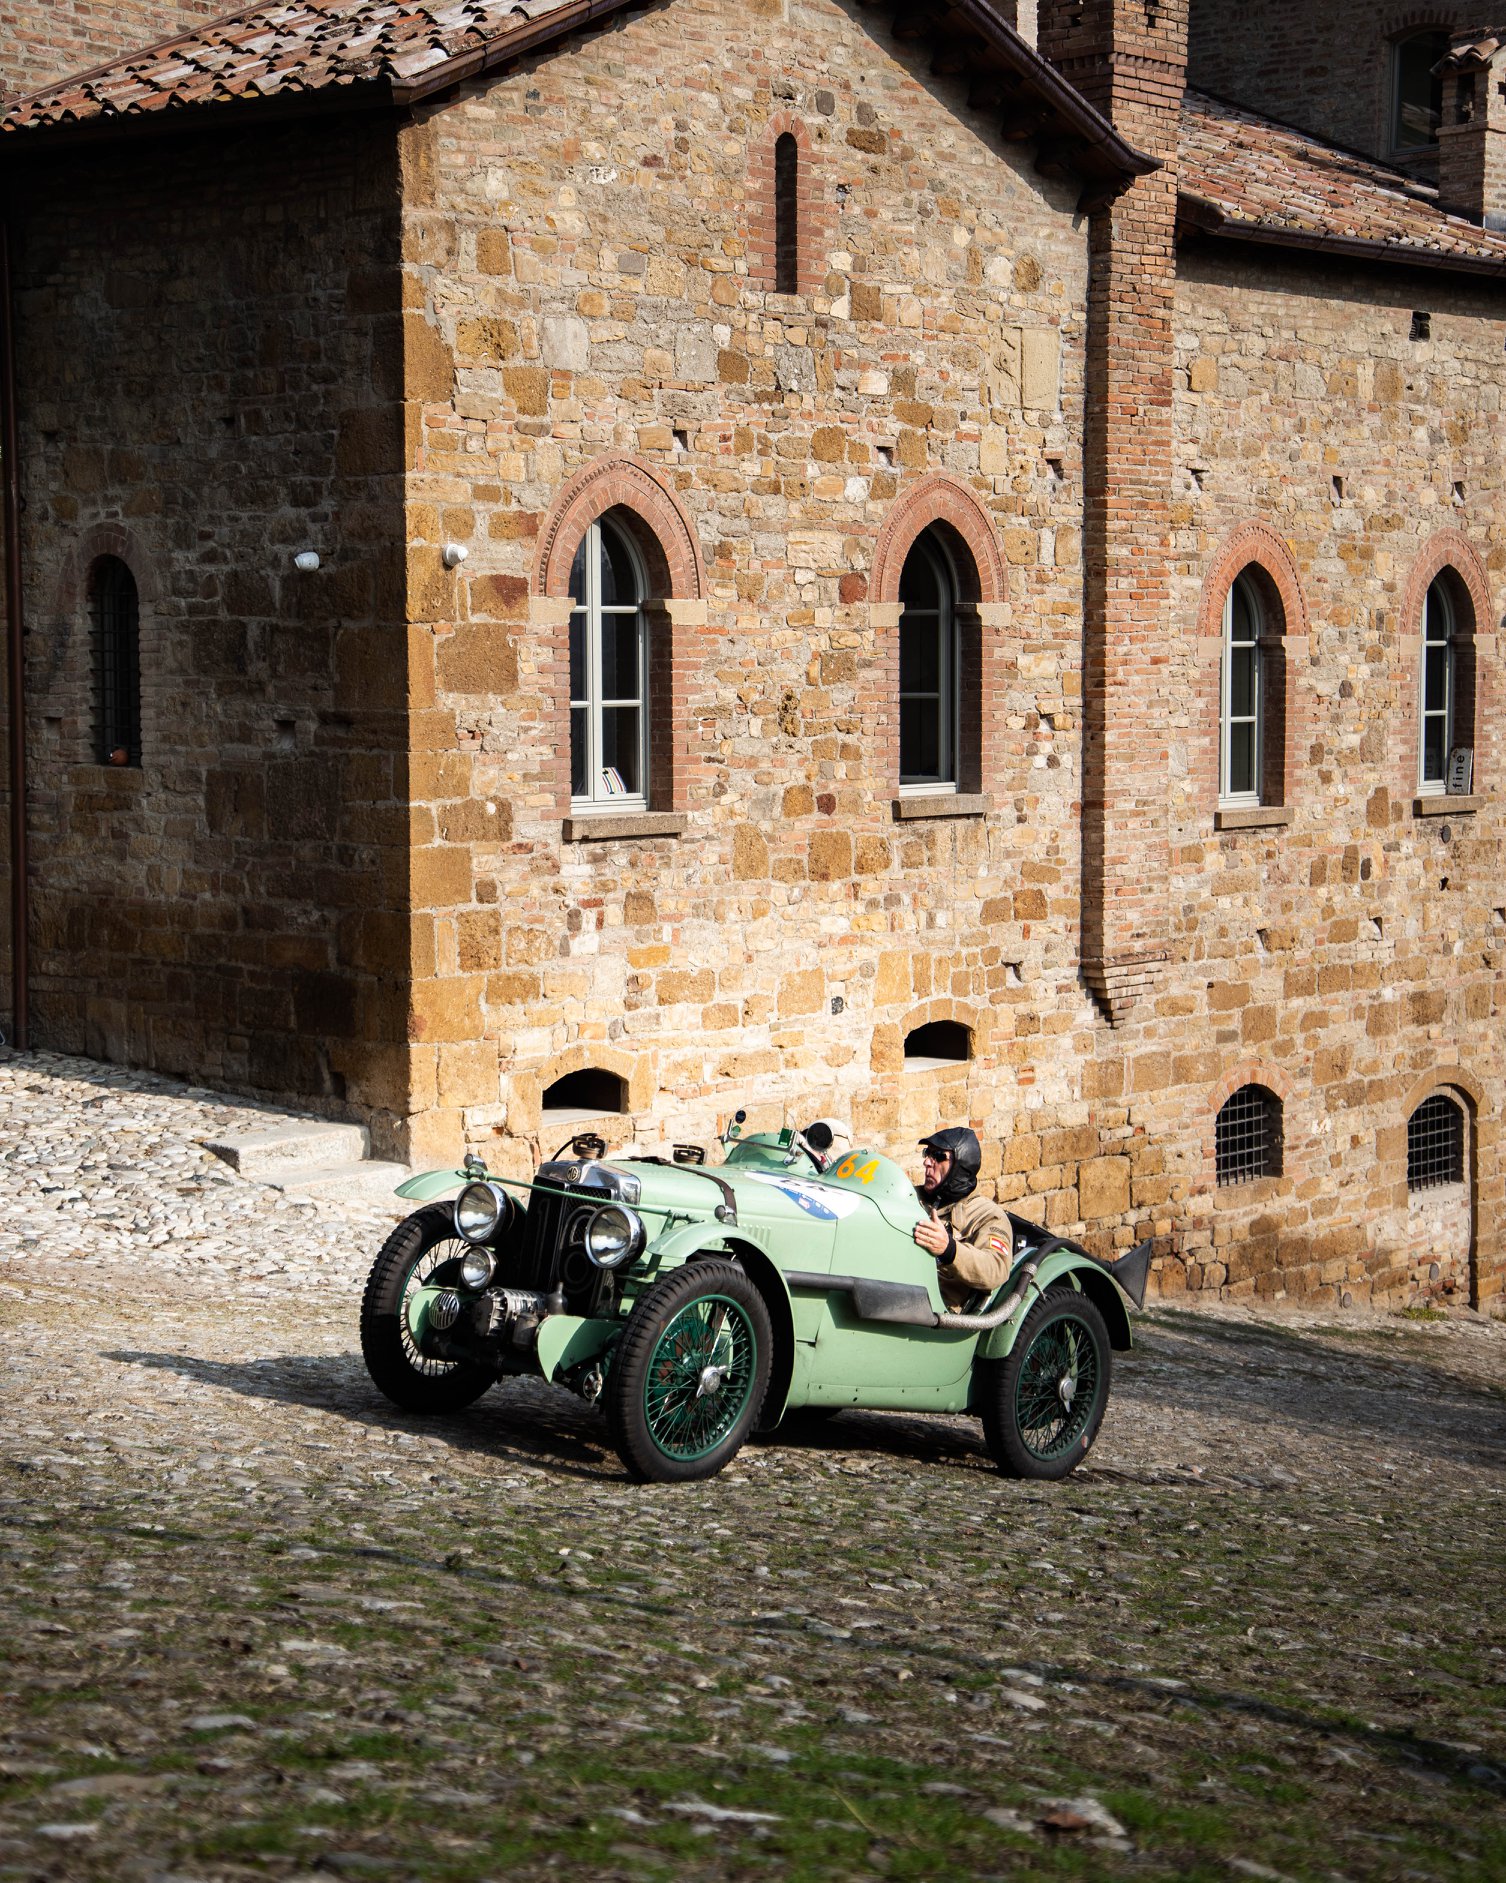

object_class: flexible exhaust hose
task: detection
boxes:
[932,1256,1041,1332]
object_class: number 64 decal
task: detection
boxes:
[833,1153,881,1184]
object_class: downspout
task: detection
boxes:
[0,212,28,1050]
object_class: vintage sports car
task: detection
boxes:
[360,1118,1151,1484]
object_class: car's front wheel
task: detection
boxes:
[359,1204,493,1413]
[979,1288,1111,1480]
[606,1260,772,1483]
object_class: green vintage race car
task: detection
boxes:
[359,1118,1151,1484]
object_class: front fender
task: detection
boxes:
[394,1167,469,1202]
[976,1248,1133,1359]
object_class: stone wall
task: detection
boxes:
[0,1,224,99]
[1187,0,1477,165]
[397,0,1094,1205]
[11,118,413,1134]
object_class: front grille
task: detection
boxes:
[504,1179,613,1313]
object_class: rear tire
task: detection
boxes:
[359,1204,493,1413]
[979,1289,1111,1481]
[607,1261,772,1483]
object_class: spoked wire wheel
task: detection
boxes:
[360,1203,493,1412]
[607,1260,772,1482]
[981,1289,1111,1481]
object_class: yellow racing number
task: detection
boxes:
[833,1153,859,1180]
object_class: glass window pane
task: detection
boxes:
[570,706,588,798]
[1422,715,1447,783]
[598,524,638,609]
[1424,645,1450,713]
[600,611,641,702]
[1395,32,1447,149]
[569,611,586,704]
[1424,579,1451,643]
[899,546,938,611]
[1228,722,1256,797]
[901,697,940,780]
[1229,577,1258,644]
[569,535,589,608]
[600,707,641,796]
[1228,646,1257,719]
[900,617,939,694]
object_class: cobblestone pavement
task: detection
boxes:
[2,1050,1505,1882]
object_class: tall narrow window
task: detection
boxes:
[1392,31,1449,153]
[1419,576,1455,792]
[774,132,799,294]
[1220,572,1261,804]
[89,556,141,767]
[898,532,958,792]
[569,515,648,809]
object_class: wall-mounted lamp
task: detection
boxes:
[293,550,321,573]
[442,542,469,569]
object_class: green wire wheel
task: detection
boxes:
[980,1288,1111,1481]
[607,1260,773,1482]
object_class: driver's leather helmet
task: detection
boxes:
[918,1126,981,1207]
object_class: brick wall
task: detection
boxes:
[0,2,224,99]
[397,0,1093,1192]
[1188,0,1477,165]
[10,117,412,1133]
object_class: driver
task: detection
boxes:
[912,1127,1015,1312]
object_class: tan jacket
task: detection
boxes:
[926,1188,1017,1311]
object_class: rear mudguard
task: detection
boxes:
[975,1246,1133,1360]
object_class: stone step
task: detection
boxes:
[204,1119,371,1178]
[269,1159,413,1207]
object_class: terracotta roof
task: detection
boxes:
[0,0,627,133]
[1438,29,1506,70]
[0,0,1153,184]
[1179,88,1506,277]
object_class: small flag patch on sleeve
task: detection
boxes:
[989,1236,1009,1254]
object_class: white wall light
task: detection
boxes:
[442,542,469,569]
[293,551,321,573]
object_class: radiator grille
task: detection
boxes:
[505,1180,614,1314]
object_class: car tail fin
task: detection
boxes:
[1107,1238,1152,1310]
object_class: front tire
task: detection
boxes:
[359,1204,493,1413]
[980,1289,1111,1480]
[607,1260,772,1483]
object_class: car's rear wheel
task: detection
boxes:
[360,1204,493,1413]
[980,1288,1111,1480]
[607,1260,772,1483]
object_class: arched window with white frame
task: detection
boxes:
[1220,570,1262,805]
[569,513,648,809]
[1391,29,1449,155]
[899,530,959,793]
[1419,575,1457,793]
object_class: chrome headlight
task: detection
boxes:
[459,1247,495,1291]
[584,1203,646,1270]
[455,1181,503,1244]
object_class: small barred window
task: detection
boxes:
[1215,1085,1282,1186]
[1407,1094,1464,1192]
[89,556,141,767]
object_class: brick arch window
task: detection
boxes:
[536,457,704,819]
[1391,26,1451,154]
[1400,532,1488,799]
[749,115,828,296]
[1407,1090,1466,1191]
[904,1019,972,1067]
[89,556,141,767]
[1199,523,1306,816]
[542,1067,628,1121]
[899,530,963,792]
[1215,1084,1283,1186]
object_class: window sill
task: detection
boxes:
[1413,794,1481,817]
[70,763,146,787]
[1214,805,1292,831]
[1213,1174,1288,1208]
[892,793,992,822]
[562,811,686,842]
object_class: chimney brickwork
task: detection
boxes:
[1038,0,1189,1023]
[1436,34,1506,229]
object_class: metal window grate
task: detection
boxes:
[1215,1085,1281,1186]
[90,557,141,766]
[1407,1094,1463,1191]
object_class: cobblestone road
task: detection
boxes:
[2,1051,1504,1881]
